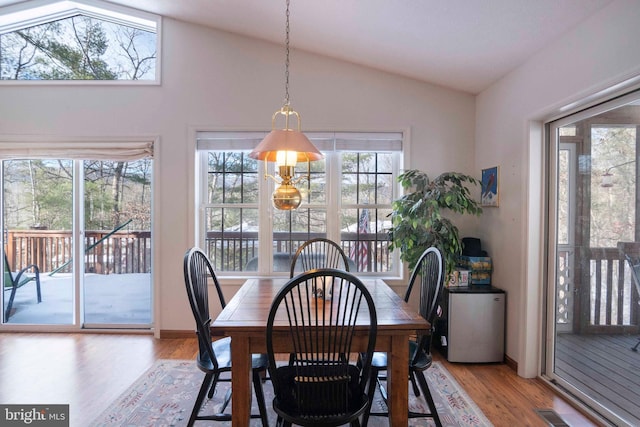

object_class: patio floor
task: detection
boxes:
[555,332,640,426]
[3,272,152,325]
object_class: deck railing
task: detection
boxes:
[5,230,391,274]
[204,231,391,273]
[557,246,640,334]
[8,231,636,332]
[586,247,640,331]
[5,230,391,275]
[5,229,151,274]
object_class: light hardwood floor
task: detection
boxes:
[0,333,602,426]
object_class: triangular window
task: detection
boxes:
[0,0,159,81]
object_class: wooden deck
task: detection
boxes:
[555,333,640,426]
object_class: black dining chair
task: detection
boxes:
[290,238,354,278]
[183,247,269,426]
[361,246,444,427]
[266,268,377,427]
[287,238,355,365]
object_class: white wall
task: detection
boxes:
[0,18,476,332]
[476,0,640,376]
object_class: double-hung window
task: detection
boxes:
[196,131,404,277]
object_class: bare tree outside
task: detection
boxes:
[0,14,156,80]
[590,126,636,247]
[4,159,151,231]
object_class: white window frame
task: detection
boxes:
[195,131,404,279]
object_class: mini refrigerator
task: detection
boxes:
[435,286,505,363]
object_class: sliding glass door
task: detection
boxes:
[2,159,75,324]
[2,149,153,328]
[82,159,152,326]
[546,92,640,426]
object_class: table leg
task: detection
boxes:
[231,335,252,426]
[386,333,409,426]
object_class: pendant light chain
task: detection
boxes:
[284,0,290,106]
[248,0,324,211]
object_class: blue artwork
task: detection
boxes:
[481,166,499,207]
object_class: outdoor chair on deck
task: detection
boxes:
[266,269,377,427]
[360,246,444,427]
[3,254,41,322]
[183,247,269,426]
[622,251,640,352]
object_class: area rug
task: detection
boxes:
[90,359,492,427]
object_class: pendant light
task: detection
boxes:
[248,0,323,210]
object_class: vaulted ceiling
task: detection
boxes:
[0,0,614,93]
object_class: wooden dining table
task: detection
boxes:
[211,277,429,426]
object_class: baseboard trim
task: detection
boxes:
[159,330,194,339]
[504,353,518,372]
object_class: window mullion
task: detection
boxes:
[196,153,208,249]
[257,160,274,274]
[73,160,83,326]
[326,151,340,242]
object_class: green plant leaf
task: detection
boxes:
[390,169,483,274]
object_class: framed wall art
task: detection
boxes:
[481,166,499,207]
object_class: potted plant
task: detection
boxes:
[388,169,483,276]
